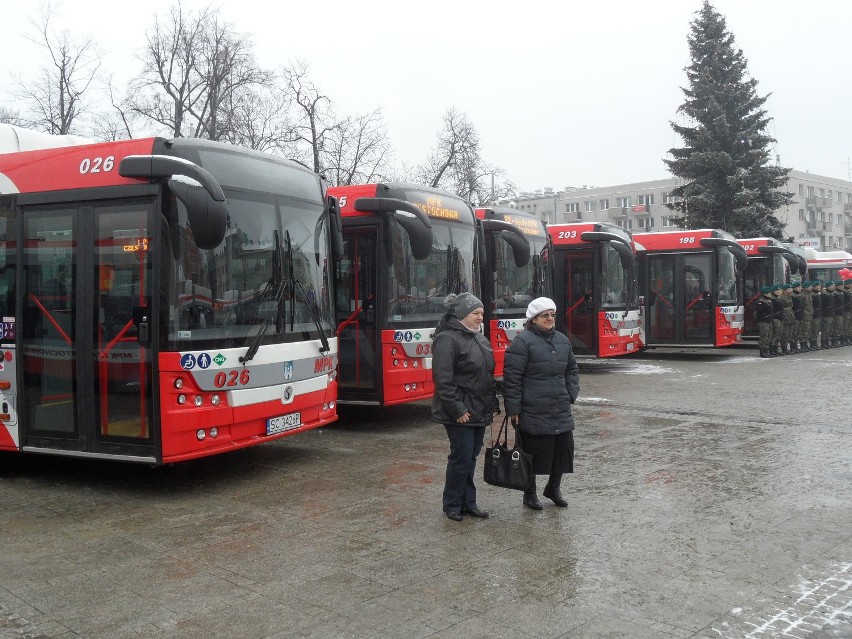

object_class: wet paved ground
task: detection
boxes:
[1,345,850,638]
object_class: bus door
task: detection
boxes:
[646,253,713,344]
[557,248,595,356]
[335,227,380,402]
[18,200,156,460]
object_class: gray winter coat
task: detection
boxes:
[502,326,579,435]
[431,314,498,426]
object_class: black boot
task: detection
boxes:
[523,483,543,510]
[760,348,771,358]
[543,475,568,507]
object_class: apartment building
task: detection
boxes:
[509,171,852,251]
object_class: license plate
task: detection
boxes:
[267,411,301,435]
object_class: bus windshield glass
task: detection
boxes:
[599,242,635,308]
[717,247,738,304]
[386,218,475,326]
[494,236,550,315]
[167,191,331,351]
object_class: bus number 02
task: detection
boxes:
[79,156,115,174]
[557,231,577,239]
[214,370,251,387]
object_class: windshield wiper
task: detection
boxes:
[285,230,330,354]
[240,231,286,364]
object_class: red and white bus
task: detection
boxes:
[634,229,747,348]
[548,222,642,357]
[475,207,540,377]
[330,183,478,406]
[737,238,804,339]
[0,130,340,463]
[799,247,852,284]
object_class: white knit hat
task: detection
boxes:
[526,296,557,319]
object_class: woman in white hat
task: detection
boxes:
[502,297,579,510]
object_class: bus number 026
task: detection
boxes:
[79,156,115,174]
[214,369,251,387]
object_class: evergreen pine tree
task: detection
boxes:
[665,1,792,238]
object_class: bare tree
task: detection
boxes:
[220,82,298,154]
[418,108,514,204]
[11,2,102,135]
[0,107,24,126]
[282,62,340,173]
[322,109,392,186]
[130,1,268,140]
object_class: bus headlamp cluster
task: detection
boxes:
[196,427,219,441]
[174,378,221,409]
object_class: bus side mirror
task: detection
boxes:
[168,178,228,250]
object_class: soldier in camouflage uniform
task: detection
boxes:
[771,284,784,355]
[844,279,852,345]
[821,281,835,348]
[779,283,795,355]
[755,285,774,358]
[790,281,804,353]
[799,281,813,352]
[810,281,823,349]
[833,281,846,346]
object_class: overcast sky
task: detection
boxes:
[2,0,851,192]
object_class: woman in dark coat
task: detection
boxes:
[502,297,579,510]
[431,292,499,522]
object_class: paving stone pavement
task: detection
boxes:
[0,347,850,638]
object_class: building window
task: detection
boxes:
[837,191,843,203]
[616,196,631,208]
[566,202,580,213]
[807,186,815,197]
[819,188,825,198]
[584,200,594,212]
[638,217,655,229]
[847,193,852,204]
[808,210,815,223]
[798,184,804,196]
[838,214,843,226]
[661,216,675,227]
[818,211,825,222]
[637,194,655,205]
[799,209,805,221]
[599,199,609,210]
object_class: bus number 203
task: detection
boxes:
[214,370,251,387]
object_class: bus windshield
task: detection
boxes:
[494,236,550,315]
[600,242,636,309]
[717,247,738,304]
[167,191,331,351]
[386,218,475,326]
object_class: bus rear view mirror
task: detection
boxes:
[354,197,433,261]
[119,154,228,250]
[167,178,228,250]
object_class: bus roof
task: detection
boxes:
[0,124,94,153]
[633,228,736,251]
[547,222,632,246]
[330,182,475,224]
[0,137,159,194]
[476,207,547,238]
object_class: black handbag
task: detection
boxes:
[483,416,533,491]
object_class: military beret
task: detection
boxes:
[760,285,772,294]
[813,280,822,286]
[793,281,802,287]
[771,284,782,291]
[782,283,792,289]
[802,281,812,287]
[827,281,836,287]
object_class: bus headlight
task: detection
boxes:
[174,378,184,389]
[196,429,206,441]
[194,396,203,407]
[209,427,218,438]
[177,394,186,405]
[211,395,221,406]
